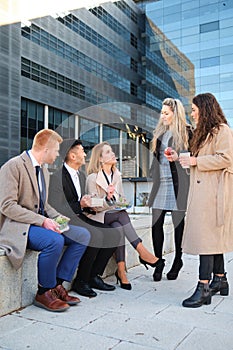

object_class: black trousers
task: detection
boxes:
[73,214,120,282]
[152,209,185,260]
[199,254,225,280]
[104,210,142,262]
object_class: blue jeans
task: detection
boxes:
[27,224,90,288]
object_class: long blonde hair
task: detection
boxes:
[151,98,189,153]
[87,142,116,174]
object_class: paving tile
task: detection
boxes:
[0,314,33,337]
[0,321,118,350]
[114,340,163,349]
[80,312,192,350]
[14,302,111,330]
[176,327,233,350]
[0,251,232,350]
[153,303,233,332]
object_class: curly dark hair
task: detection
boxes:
[190,93,228,155]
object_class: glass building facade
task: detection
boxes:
[1,0,232,177]
[137,0,233,126]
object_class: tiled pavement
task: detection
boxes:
[0,251,233,350]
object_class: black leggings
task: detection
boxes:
[104,210,142,262]
[152,209,185,260]
[199,254,225,280]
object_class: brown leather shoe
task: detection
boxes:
[34,289,70,312]
[55,284,81,305]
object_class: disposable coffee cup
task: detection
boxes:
[179,151,190,169]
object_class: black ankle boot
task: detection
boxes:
[182,282,211,308]
[153,259,165,282]
[209,273,229,296]
[167,258,183,280]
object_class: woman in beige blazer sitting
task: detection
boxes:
[85,142,164,290]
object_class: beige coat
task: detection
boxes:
[0,151,60,269]
[182,124,233,255]
[85,169,123,223]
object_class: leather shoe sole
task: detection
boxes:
[74,287,97,298]
[34,291,70,312]
[33,299,69,312]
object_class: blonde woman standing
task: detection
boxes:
[85,142,163,290]
[148,98,193,281]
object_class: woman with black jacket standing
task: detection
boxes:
[148,97,193,281]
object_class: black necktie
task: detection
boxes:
[35,166,46,215]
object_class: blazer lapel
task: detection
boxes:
[96,169,121,192]
[62,166,79,201]
[21,151,40,198]
[96,171,109,192]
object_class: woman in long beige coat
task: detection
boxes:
[180,93,233,308]
[85,142,163,290]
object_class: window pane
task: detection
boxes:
[200,56,220,68]
[200,21,219,33]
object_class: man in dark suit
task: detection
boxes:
[48,139,120,297]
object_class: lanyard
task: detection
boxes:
[102,170,113,185]
[102,170,116,203]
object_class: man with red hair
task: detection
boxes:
[0,129,90,312]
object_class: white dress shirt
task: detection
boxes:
[64,163,81,199]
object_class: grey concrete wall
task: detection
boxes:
[0,249,38,317]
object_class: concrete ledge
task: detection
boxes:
[0,214,174,317]
[0,249,39,317]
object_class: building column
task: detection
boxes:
[44,105,48,129]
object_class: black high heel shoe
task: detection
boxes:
[153,259,165,281]
[139,256,164,270]
[166,258,183,280]
[115,270,132,290]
